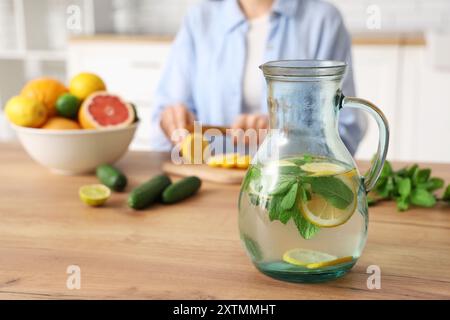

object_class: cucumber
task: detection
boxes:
[162,176,202,204]
[128,175,171,209]
[96,164,127,192]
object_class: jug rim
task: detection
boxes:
[260,59,347,78]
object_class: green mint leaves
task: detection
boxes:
[292,210,320,240]
[241,234,263,261]
[264,175,320,239]
[368,160,450,211]
[280,183,298,210]
[308,176,354,210]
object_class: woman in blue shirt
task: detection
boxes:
[150,0,366,155]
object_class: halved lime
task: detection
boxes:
[79,184,111,206]
[282,248,337,266]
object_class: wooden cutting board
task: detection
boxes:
[162,161,247,184]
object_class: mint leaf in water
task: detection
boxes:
[279,206,295,224]
[242,166,261,192]
[278,166,301,176]
[292,210,320,240]
[269,179,295,195]
[268,195,282,221]
[309,176,354,210]
[280,183,298,210]
[303,154,313,163]
[242,234,263,261]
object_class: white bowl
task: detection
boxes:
[12,123,138,175]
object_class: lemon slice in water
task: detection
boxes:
[299,162,358,228]
[283,248,337,266]
[300,162,346,176]
[79,184,111,206]
[306,256,354,269]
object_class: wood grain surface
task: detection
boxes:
[162,162,246,184]
[0,143,449,300]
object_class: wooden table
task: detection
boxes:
[0,143,449,299]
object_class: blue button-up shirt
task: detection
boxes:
[150,0,366,154]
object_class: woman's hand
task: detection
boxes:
[231,113,268,144]
[160,104,195,143]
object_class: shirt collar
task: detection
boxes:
[222,0,300,32]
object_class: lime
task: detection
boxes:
[306,256,354,269]
[79,184,111,206]
[283,248,337,266]
[56,93,80,119]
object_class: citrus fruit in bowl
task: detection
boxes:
[11,123,138,175]
[55,93,80,119]
[42,117,81,130]
[20,78,68,116]
[78,92,135,129]
[69,73,106,101]
[4,96,48,128]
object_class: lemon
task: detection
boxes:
[283,248,337,266]
[222,153,239,168]
[306,256,354,269]
[69,73,106,101]
[236,155,251,169]
[207,153,250,169]
[206,154,224,167]
[181,133,209,164]
[79,184,111,206]
[4,96,48,127]
[298,161,358,228]
[299,176,357,228]
[300,162,346,176]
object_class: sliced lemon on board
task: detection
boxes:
[222,153,239,168]
[206,154,224,167]
[236,155,251,169]
[300,162,346,176]
[283,248,337,267]
[79,184,111,206]
[306,256,354,269]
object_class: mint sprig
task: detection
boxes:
[368,160,450,211]
[308,176,354,210]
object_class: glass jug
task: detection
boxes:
[238,60,389,283]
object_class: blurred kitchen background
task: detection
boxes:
[0,0,449,162]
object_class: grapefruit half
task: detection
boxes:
[78,92,135,129]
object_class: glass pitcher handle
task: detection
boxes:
[340,96,390,193]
